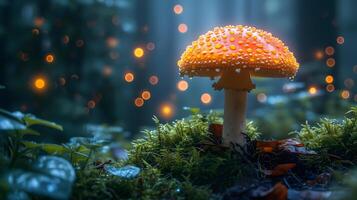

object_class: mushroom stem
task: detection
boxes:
[223,89,247,146]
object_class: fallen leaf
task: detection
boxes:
[209,123,223,141]
[265,182,288,200]
[263,163,296,177]
[250,182,288,200]
[306,173,331,186]
[256,138,316,155]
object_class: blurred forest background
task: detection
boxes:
[0,0,356,142]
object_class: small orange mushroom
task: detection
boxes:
[178,25,299,146]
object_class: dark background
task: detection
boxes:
[0,0,356,141]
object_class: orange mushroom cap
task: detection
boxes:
[178,25,299,78]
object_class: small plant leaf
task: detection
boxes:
[6,156,75,200]
[7,170,73,200]
[0,115,26,130]
[69,137,108,148]
[34,156,76,182]
[104,165,140,179]
[23,115,63,131]
[22,142,66,154]
[0,109,26,130]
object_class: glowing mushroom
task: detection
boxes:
[178,25,299,147]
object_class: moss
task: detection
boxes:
[72,166,212,200]
[298,106,357,163]
[128,113,259,193]
[70,107,357,199]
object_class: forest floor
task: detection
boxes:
[1,107,357,199]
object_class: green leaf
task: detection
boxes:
[22,141,66,154]
[0,109,26,130]
[23,115,63,131]
[7,156,75,200]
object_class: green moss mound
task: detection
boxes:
[298,106,357,168]
[129,114,260,192]
[72,107,357,199]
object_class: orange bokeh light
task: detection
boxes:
[201,93,212,104]
[325,46,334,56]
[141,90,151,100]
[87,100,96,109]
[178,23,188,33]
[159,103,175,119]
[341,90,350,99]
[314,50,324,60]
[308,86,318,95]
[326,84,335,92]
[326,58,335,67]
[124,72,134,82]
[177,80,188,91]
[134,97,144,107]
[173,4,183,14]
[134,47,144,58]
[33,77,47,91]
[149,75,159,85]
[325,75,334,84]
[45,54,55,63]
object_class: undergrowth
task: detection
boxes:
[128,113,260,192]
[298,106,357,165]
[2,107,357,199]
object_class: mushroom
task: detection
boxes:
[177,25,299,147]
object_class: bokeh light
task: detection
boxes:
[344,78,354,89]
[326,84,335,92]
[308,86,318,95]
[134,47,144,58]
[106,37,119,48]
[326,58,335,67]
[336,36,344,45]
[33,76,47,91]
[341,90,350,99]
[124,72,134,83]
[325,75,334,84]
[146,42,155,51]
[257,93,267,103]
[314,50,324,60]
[33,17,45,27]
[32,28,39,35]
[325,46,335,56]
[76,40,84,47]
[87,100,96,109]
[173,4,183,14]
[45,54,55,63]
[149,75,159,85]
[177,80,188,91]
[58,77,66,86]
[159,103,175,119]
[200,93,212,104]
[141,90,151,100]
[102,66,112,76]
[178,23,188,33]
[134,97,144,107]
[63,35,70,44]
